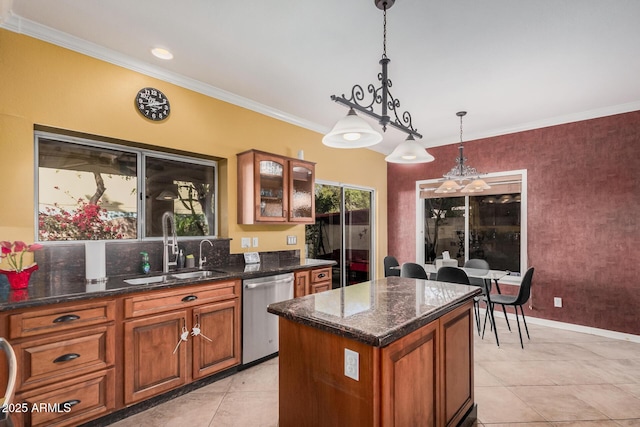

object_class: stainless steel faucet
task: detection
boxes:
[199,239,213,269]
[162,211,178,273]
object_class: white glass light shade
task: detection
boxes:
[322,109,383,148]
[435,180,462,193]
[461,179,491,193]
[385,136,435,164]
[151,47,173,60]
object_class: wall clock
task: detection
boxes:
[135,87,170,121]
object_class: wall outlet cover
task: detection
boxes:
[241,237,251,248]
[344,348,359,381]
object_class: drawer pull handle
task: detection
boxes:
[53,314,80,323]
[53,353,80,363]
[182,295,198,302]
[317,273,326,278]
[61,399,81,409]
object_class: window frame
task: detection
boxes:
[34,130,219,243]
[414,169,527,275]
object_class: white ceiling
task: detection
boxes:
[3,0,640,155]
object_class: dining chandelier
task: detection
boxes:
[322,0,434,163]
[435,111,491,193]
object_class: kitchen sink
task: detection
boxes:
[123,270,227,285]
[170,270,225,280]
[124,275,167,285]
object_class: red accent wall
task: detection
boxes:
[387,110,640,335]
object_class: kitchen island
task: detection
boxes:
[268,276,481,427]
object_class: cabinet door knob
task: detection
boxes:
[182,295,198,302]
[53,353,80,363]
[53,314,80,323]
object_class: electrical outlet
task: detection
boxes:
[287,235,297,245]
[252,237,259,247]
[344,348,359,381]
[241,237,251,248]
[554,297,562,308]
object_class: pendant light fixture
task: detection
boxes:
[385,134,435,163]
[435,111,490,193]
[323,0,433,163]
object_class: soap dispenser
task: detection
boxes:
[140,252,150,274]
[177,249,185,269]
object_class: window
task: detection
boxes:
[36,131,217,241]
[416,171,526,273]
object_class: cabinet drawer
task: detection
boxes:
[8,300,115,339]
[310,268,331,284]
[124,279,240,318]
[17,369,114,427]
[16,325,114,390]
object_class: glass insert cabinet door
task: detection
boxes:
[256,153,288,221]
[289,160,315,222]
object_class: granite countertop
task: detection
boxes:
[267,276,481,347]
[0,258,336,312]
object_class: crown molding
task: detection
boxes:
[0,14,328,136]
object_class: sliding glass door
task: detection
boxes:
[305,182,374,288]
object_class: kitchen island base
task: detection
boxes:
[278,300,476,427]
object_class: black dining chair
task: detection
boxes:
[489,267,535,349]
[436,267,482,336]
[384,256,401,277]
[400,262,428,279]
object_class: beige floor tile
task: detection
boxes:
[210,391,278,427]
[568,384,640,419]
[227,362,279,392]
[475,385,546,424]
[151,391,224,427]
[509,385,609,422]
[475,364,503,386]
[573,340,640,360]
[553,421,626,426]
[617,383,640,399]
[192,374,234,394]
[614,420,640,426]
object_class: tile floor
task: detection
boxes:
[109,319,640,427]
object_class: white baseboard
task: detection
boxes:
[478,308,640,344]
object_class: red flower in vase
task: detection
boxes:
[0,240,43,272]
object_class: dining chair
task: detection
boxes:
[489,267,535,349]
[1,338,17,427]
[436,266,482,336]
[383,256,400,277]
[400,262,428,279]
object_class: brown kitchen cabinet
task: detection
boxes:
[294,266,332,297]
[4,299,116,427]
[237,149,315,224]
[309,267,332,294]
[122,279,241,405]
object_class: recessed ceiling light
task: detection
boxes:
[151,47,173,60]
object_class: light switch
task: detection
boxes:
[241,237,251,248]
[287,235,297,245]
[252,237,259,247]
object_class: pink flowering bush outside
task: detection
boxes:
[38,198,127,241]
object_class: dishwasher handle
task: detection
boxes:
[245,278,292,290]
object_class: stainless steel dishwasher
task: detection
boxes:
[242,272,294,365]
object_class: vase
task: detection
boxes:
[0,263,38,290]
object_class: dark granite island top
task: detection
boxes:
[268,276,481,347]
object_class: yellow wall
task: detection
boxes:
[0,30,388,276]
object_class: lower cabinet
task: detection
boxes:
[294,266,332,297]
[123,280,241,405]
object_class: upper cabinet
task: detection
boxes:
[237,149,315,224]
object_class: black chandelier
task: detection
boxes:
[323,0,429,161]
